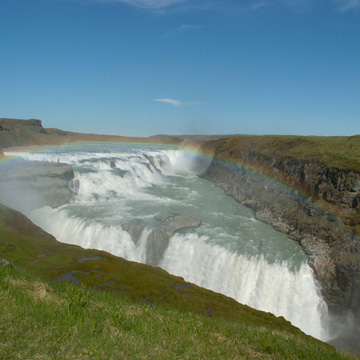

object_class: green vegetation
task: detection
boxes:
[1,265,358,360]
[1,120,360,357]
[220,135,360,170]
[0,204,300,332]
[0,203,359,359]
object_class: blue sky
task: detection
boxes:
[1,0,359,136]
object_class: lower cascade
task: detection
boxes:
[7,142,331,340]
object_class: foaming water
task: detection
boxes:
[7,142,330,340]
[160,233,327,339]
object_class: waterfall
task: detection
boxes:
[12,142,329,340]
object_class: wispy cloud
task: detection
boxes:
[108,0,188,9]
[335,0,360,12]
[71,0,360,15]
[218,0,360,15]
[154,98,206,107]
[180,24,203,30]
[154,98,183,107]
[251,1,267,11]
[163,24,204,38]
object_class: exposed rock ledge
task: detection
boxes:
[200,136,360,318]
[123,213,202,266]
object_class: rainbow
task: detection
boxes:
[179,141,342,225]
[181,141,309,197]
[0,140,338,224]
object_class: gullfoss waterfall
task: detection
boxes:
[8,142,329,340]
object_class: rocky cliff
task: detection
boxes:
[201,135,360,318]
[0,118,71,148]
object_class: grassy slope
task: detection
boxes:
[2,266,357,360]
[1,204,356,359]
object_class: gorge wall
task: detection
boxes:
[201,135,360,318]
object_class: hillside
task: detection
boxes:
[0,118,226,149]
[0,118,181,148]
[0,203,357,359]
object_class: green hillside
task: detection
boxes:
[1,203,356,359]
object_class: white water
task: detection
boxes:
[6,142,330,340]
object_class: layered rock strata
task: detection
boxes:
[201,136,360,318]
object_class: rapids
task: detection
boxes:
[6,142,330,340]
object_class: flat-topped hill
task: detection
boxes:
[0,118,181,148]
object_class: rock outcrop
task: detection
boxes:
[201,135,360,317]
[122,213,202,266]
[122,219,147,245]
[147,213,202,265]
[0,118,70,148]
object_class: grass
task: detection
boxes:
[1,266,358,360]
[1,204,359,358]
[219,135,360,170]
[0,204,303,333]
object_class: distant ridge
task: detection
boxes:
[0,118,181,149]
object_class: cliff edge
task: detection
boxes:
[202,135,360,318]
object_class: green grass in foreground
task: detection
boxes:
[0,203,359,359]
[0,266,357,360]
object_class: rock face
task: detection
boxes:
[0,159,74,212]
[201,136,360,318]
[146,213,202,266]
[122,213,202,266]
[122,219,146,245]
[0,118,68,148]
